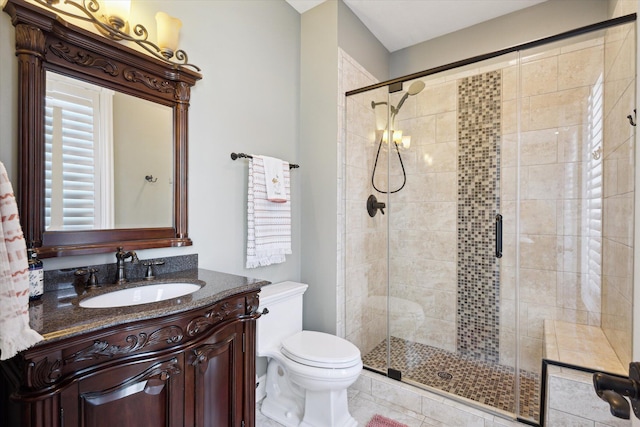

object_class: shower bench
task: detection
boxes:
[543,320,629,426]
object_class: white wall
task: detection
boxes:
[299,1,340,334]
[337,0,389,82]
[297,0,389,335]
[390,0,608,78]
[0,0,302,285]
[113,93,173,228]
[0,1,17,184]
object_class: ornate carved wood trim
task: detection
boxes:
[175,82,190,103]
[28,357,62,389]
[15,24,46,55]
[64,325,185,364]
[123,68,174,93]
[14,22,46,249]
[186,301,245,337]
[48,41,119,76]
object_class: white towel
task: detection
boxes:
[0,161,43,360]
[259,155,288,203]
[246,156,292,268]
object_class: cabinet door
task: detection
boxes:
[61,355,184,427]
[187,321,245,427]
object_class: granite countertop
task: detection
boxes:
[29,268,270,345]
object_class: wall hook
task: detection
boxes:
[627,109,636,127]
[592,146,602,160]
[145,175,158,183]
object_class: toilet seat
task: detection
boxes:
[281,331,361,369]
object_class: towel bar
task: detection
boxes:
[230,152,299,169]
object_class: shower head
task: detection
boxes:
[407,80,426,96]
[394,80,425,113]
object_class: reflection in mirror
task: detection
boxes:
[45,72,173,231]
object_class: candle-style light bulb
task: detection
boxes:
[156,12,182,59]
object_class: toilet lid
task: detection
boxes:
[281,331,361,369]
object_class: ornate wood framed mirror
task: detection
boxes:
[4,0,201,257]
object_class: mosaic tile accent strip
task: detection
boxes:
[456,71,502,363]
[363,337,540,421]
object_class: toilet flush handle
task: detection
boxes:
[259,307,269,316]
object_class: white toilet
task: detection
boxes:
[257,281,362,427]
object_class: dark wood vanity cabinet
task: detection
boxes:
[0,291,259,427]
[186,321,249,427]
[59,353,186,426]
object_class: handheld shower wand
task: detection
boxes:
[393,80,425,115]
[370,80,425,194]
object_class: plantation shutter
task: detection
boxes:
[45,74,114,230]
[582,73,603,314]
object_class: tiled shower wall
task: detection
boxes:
[601,15,635,367]
[343,28,633,373]
[341,49,388,355]
[500,37,611,372]
[456,72,502,363]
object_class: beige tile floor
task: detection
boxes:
[255,370,531,427]
[255,389,442,427]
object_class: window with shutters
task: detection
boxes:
[581,72,603,314]
[45,73,114,230]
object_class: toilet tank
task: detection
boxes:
[256,281,309,355]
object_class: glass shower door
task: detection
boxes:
[344,84,390,376]
[385,66,520,416]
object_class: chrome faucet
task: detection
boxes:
[114,246,139,284]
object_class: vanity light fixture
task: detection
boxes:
[32,0,200,70]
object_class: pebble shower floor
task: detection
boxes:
[362,336,540,421]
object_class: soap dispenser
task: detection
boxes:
[27,248,43,300]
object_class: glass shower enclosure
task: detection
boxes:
[344,18,635,424]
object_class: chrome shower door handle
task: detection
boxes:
[495,214,503,258]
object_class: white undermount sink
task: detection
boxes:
[79,282,201,308]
